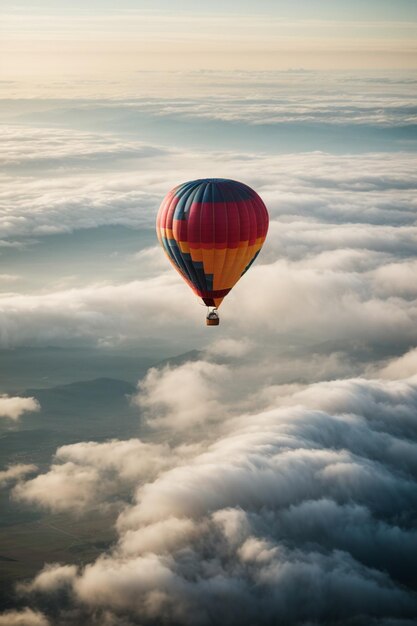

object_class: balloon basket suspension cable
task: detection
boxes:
[206,307,220,326]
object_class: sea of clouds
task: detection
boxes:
[1,75,417,624]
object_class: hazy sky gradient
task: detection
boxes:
[2,0,417,91]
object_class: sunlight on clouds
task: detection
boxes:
[13,367,417,624]
[0,609,49,626]
[0,464,37,487]
[0,394,40,421]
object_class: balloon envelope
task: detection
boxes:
[156,178,269,308]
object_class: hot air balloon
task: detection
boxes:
[156,178,269,325]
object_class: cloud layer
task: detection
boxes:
[1,124,416,365]
[12,362,417,625]
[2,81,417,624]
[1,123,416,240]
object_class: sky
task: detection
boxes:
[2,0,417,89]
[1,1,417,625]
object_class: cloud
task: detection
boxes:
[13,460,106,515]
[205,338,253,359]
[1,242,417,365]
[132,246,170,275]
[0,463,37,487]
[112,91,417,127]
[134,360,228,430]
[11,366,417,624]
[0,168,164,238]
[0,609,49,626]
[0,275,203,350]
[0,125,166,169]
[118,517,197,558]
[260,376,417,437]
[372,260,417,298]
[0,394,40,420]
[0,125,172,239]
[0,273,20,282]
[18,564,78,595]
[224,257,417,356]
[13,438,181,514]
[378,348,417,380]
[6,68,417,123]
[1,123,416,240]
[69,544,415,625]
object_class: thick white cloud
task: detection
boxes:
[378,348,417,379]
[372,260,417,297]
[205,337,253,358]
[13,439,183,514]
[0,394,40,420]
[18,564,78,594]
[223,258,417,359]
[118,517,197,558]
[135,360,228,430]
[13,365,417,624]
[13,460,106,515]
[0,275,203,349]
